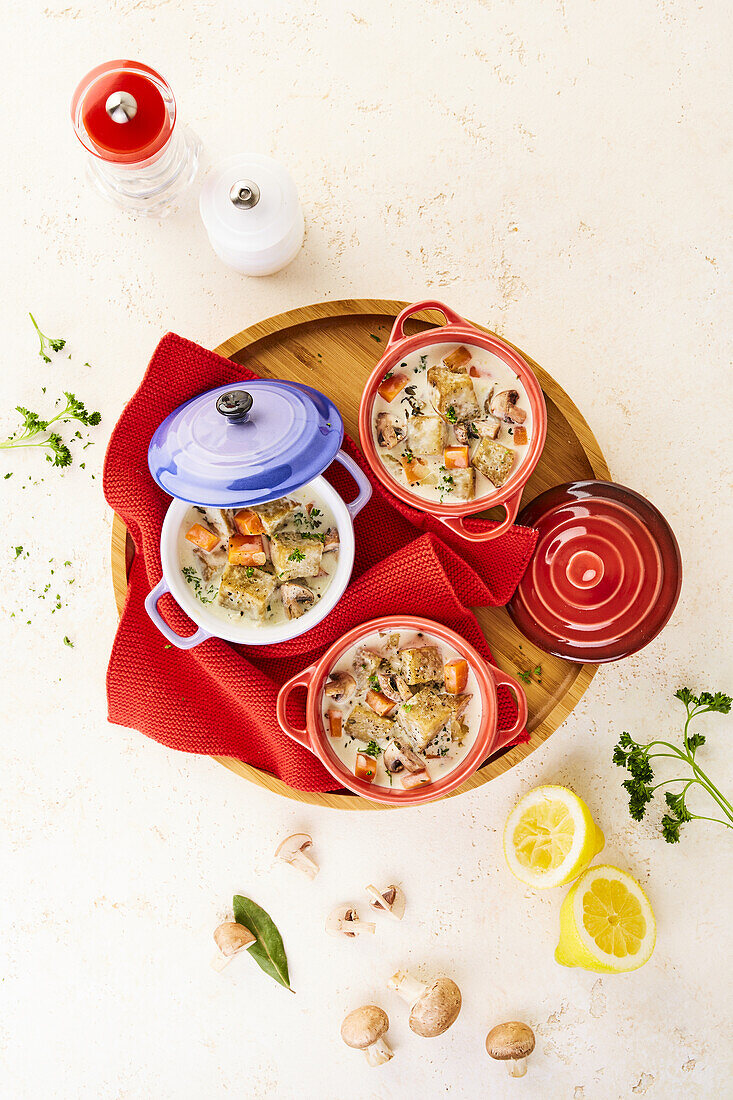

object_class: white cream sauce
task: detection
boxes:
[176,489,339,629]
[321,628,481,790]
[371,341,532,504]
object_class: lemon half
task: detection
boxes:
[555,865,656,973]
[504,785,605,889]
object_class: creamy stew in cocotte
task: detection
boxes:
[371,342,532,503]
[178,491,339,627]
[321,629,481,790]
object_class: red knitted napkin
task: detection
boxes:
[104,334,538,792]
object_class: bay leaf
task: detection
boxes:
[232,895,293,992]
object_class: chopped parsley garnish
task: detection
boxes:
[29,312,66,362]
[63,636,74,648]
[362,740,383,760]
[13,546,23,559]
[288,548,306,562]
[370,334,382,343]
[182,565,216,603]
[368,673,380,689]
[382,369,393,380]
[416,354,428,373]
[245,566,255,578]
[445,405,457,424]
[401,450,414,464]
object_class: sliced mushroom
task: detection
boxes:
[323,527,340,554]
[280,582,316,620]
[325,904,376,937]
[473,415,502,440]
[211,921,256,971]
[193,546,216,582]
[486,1021,535,1077]
[375,411,407,449]
[489,389,527,425]
[341,1006,394,1066]
[383,739,425,775]
[366,883,406,921]
[388,971,462,1037]
[208,508,236,539]
[324,670,356,703]
[453,422,469,445]
[275,833,319,879]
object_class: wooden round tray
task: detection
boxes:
[111,299,610,809]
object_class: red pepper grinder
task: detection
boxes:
[71,60,201,217]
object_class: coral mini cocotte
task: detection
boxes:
[358,300,547,544]
[276,615,528,806]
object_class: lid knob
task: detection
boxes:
[566,549,604,589]
[105,90,138,123]
[229,179,261,209]
[216,389,253,423]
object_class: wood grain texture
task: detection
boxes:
[111,299,611,810]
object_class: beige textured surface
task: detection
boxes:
[1,2,731,1098]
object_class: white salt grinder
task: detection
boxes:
[199,154,305,275]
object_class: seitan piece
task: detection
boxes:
[445,466,475,501]
[397,687,453,751]
[344,704,395,743]
[408,415,447,456]
[250,497,299,535]
[218,564,277,620]
[471,438,515,487]
[442,346,472,372]
[400,645,444,684]
[270,531,324,580]
[427,366,480,423]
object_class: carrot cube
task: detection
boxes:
[185,523,220,553]
[399,453,429,486]
[327,709,342,738]
[355,753,377,784]
[378,372,409,402]
[443,346,471,370]
[444,446,470,470]
[366,689,397,717]
[513,426,528,446]
[233,509,265,536]
[228,534,267,567]
[444,659,468,694]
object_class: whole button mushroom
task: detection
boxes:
[387,970,462,1037]
[341,1005,394,1066]
[486,1021,536,1077]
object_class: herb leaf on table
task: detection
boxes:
[29,312,66,362]
[232,895,293,991]
[0,392,101,468]
[613,688,732,842]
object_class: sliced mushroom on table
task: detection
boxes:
[325,904,376,937]
[274,833,319,879]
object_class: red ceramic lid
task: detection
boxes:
[507,481,682,662]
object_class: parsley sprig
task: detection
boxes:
[0,392,101,467]
[613,688,732,842]
[29,312,66,362]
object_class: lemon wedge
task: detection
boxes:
[555,865,656,973]
[504,785,605,889]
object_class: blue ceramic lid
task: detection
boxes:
[148,379,344,506]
